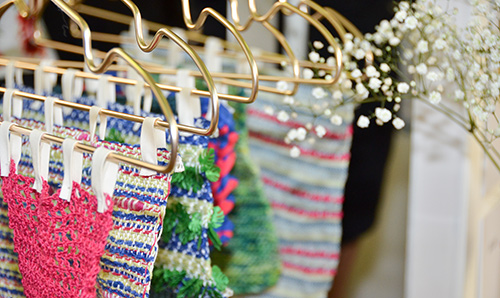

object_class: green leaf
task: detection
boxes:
[199,148,221,182]
[210,207,224,229]
[188,213,202,234]
[178,278,204,298]
[212,265,229,292]
[208,227,222,251]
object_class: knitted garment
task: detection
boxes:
[0,178,24,297]
[151,118,231,298]
[211,103,281,295]
[2,161,114,298]
[202,99,238,245]
[246,85,354,298]
[9,117,178,298]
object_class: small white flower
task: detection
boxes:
[369,78,382,90]
[380,63,391,72]
[426,71,440,81]
[383,77,393,86]
[375,107,392,123]
[277,110,289,122]
[354,49,366,60]
[316,125,327,137]
[309,51,320,63]
[296,127,307,141]
[404,16,418,30]
[455,90,465,100]
[389,37,401,46]
[416,63,428,75]
[277,81,289,92]
[399,1,410,11]
[303,68,314,79]
[313,41,324,50]
[326,57,335,67]
[446,68,455,81]
[416,40,429,53]
[264,105,274,115]
[318,70,326,77]
[429,91,442,104]
[328,45,334,53]
[408,65,416,74]
[394,104,401,112]
[332,90,343,101]
[342,79,353,90]
[351,69,362,78]
[365,65,380,78]
[357,115,370,128]
[397,82,410,94]
[410,81,416,87]
[356,83,370,99]
[287,129,298,140]
[434,38,447,50]
[330,115,343,126]
[395,10,407,22]
[290,146,301,158]
[324,109,332,116]
[283,95,294,105]
[312,87,328,99]
[392,117,405,130]
[395,96,401,103]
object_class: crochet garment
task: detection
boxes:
[10,117,177,298]
[246,84,354,298]
[2,161,114,298]
[151,118,231,298]
[211,103,281,295]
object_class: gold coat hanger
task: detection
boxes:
[0,0,181,173]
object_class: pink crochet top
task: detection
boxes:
[2,161,113,298]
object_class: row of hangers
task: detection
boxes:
[0,0,360,179]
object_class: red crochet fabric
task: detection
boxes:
[2,161,113,298]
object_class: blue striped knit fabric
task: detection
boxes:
[245,84,354,298]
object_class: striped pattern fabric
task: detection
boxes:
[6,115,180,298]
[246,84,354,298]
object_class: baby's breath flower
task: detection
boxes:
[357,115,370,128]
[315,125,327,137]
[375,107,392,123]
[369,78,382,90]
[404,16,418,30]
[330,115,343,126]
[397,82,410,94]
[277,110,289,122]
[277,81,289,92]
[264,105,274,115]
[309,51,320,63]
[416,63,428,75]
[283,95,294,105]
[313,41,324,50]
[380,63,391,72]
[392,117,405,130]
[416,40,429,53]
[455,90,465,100]
[312,87,328,99]
[429,91,442,104]
[356,83,370,99]
[290,146,301,158]
[351,69,362,78]
[366,65,380,78]
[303,68,314,79]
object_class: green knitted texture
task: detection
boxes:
[211,103,281,295]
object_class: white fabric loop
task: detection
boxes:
[60,139,83,202]
[97,74,116,108]
[5,61,15,89]
[62,68,84,102]
[30,129,50,193]
[44,96,63,134]
[89,106,108,142]
[0,121,13,177]
[176,69,199,136]
[139,117,165,176]
[91,147,119,213]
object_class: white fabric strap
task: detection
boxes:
[60,139,83,202]
[84,64,99,94]
[91,147,119,213]
[143,87,153,113]
[205,37,223,73]
[34,64,44,95]
[88,106,107,141]
[5,61,15,89]
[139,117,165,176]
[176,69,198,135]
[15,68,23,86]
[132,77,145,116]
[30,129,50,193]
[62,68,84,102]
[0,121,13,177]
[44,96,63,134]
[3,89,23,121]
[97,74,116,108]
